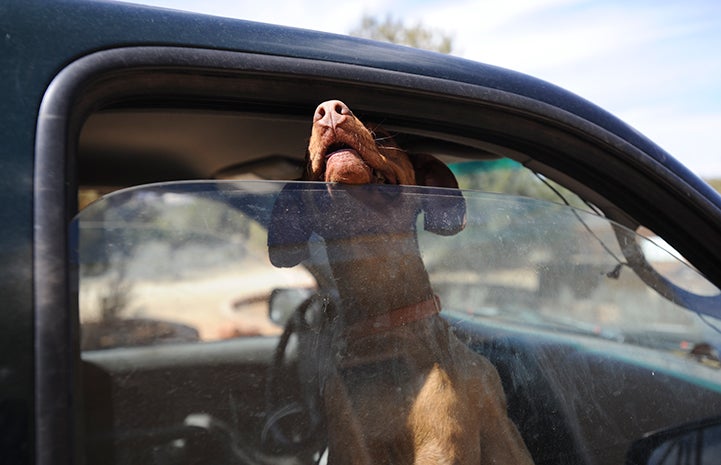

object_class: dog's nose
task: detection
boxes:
[314,100,353,128]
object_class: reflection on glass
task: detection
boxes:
[75,182,314,349]
[628,417,721,465]
[72,180,721,354]
[648,424,721,465]
[74,181,721,465]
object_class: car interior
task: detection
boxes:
[37,49,721,465]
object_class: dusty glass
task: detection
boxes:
[74,181,721,465]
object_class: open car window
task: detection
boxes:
[74,180,721,465]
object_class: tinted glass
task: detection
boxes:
[74,181,721,465]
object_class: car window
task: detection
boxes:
[75,182,312,348]
[75,179,719,348]
[75,181,721,465]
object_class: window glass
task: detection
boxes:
[75,181,721,465]
[75,182,313,348]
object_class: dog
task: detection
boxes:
[267,100,534,465]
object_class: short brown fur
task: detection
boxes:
[268,100,534,465]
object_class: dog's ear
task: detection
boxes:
[268,184,312,267]
[410,153,466,236]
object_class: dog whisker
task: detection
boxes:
[368,119,387,133]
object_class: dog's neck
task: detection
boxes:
[324,230,436,326]
[343,294,440,340]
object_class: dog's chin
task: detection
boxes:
[324,150,373,184]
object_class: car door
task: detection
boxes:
[29,26,721,465]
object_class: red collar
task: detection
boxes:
[344,295,441,340]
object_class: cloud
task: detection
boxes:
[620,105,721,179]
[127,0,385,32]
[412,0,721,177]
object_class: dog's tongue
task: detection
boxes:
[325,149,372,184]
[326,147,359,159]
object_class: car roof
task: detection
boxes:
[5,0,718,201]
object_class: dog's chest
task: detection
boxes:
[336,351,431,431]
[334,324,448,399]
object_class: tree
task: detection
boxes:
[350,14,453,54]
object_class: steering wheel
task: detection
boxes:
[261,293,330,457]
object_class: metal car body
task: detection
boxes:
[2,1,721,464]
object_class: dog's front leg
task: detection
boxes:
[324,374,373,465]
[408,364,481,465]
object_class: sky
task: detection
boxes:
[130,0,721,178]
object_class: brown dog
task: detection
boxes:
[268,100,533,465]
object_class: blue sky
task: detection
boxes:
[130,0,721,178]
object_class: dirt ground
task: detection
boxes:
[80,262,315,342]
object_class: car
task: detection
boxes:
[3,1,721,464]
